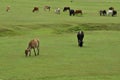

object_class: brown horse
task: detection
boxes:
[74,10,83,15]
[25,39,39,56]
[32,7,39,12]
[44,6,50,11]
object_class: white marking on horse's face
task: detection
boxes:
[25,49,30,56]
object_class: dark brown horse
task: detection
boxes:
[32,7,39,12]
[74,10,83,15]
[109,7,114,10]
[44,6,50,11]
[63,7,70,12]
[25,39,39,56]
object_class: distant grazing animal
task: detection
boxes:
[25,39,39,56]
[107,10,113,16]
[63,7,70,12]
[44,6,50,11]
[107,7,114,16]
[6,6,10,12]
[77,31,84,47]
[109,7,114,10]
[112,10,117,16]
[32,7,39,12]
[107,9,117,17]
[74,10,83,15]
[99,10,106,16]
[55,8,60,14]
[69,9,75,16]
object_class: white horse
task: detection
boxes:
[107,10,113,16]
[55,8,60,14]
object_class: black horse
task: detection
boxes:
[77,31,84,47]
[63,7,70,12]
[109,7,114,10]
[69,9,75,16]
[112,10,117,16]
[99,10,106,16]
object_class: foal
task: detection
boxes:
[25,39,39,56]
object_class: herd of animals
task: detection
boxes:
[29,6,83,16]
[99,7,117,16]
[5,6,117,16]
[4,6,117,56]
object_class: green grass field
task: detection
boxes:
[0,0,120,80]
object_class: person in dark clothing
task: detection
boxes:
[77,31,84,47]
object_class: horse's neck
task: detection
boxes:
[27,46,31,50]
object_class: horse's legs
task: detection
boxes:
[73,13,75,16]
[33,48,37,56]
[29,50,31,56]
[80,12,83,15]
[78,40,80,46]
[80,41,83,47]
[37,47,39,55]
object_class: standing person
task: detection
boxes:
[77,31,84,47]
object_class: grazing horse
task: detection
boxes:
[107,10,113,16]
[112,10,117,16]
[74,10,83,15]
[6,6,10,12]
[63,7,70,12]
[99,10,106,16]
[44,6,50,11]
[55,8,60,14]
[32,7,39,12]
[109,7,114,10]
[25,39,39,56]
[77,31,84,47]
[69,9,75,16]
